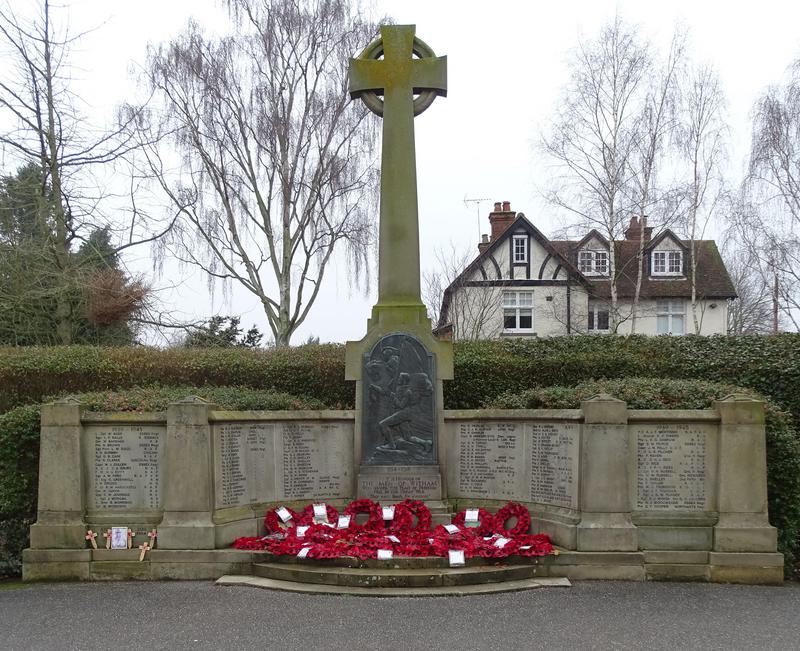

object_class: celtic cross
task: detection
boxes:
[349,25,447,308]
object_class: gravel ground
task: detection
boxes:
[2,580,799,650]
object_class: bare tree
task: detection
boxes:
[423,244,502,340]
[627,32,685,332]
[740,56,800,329]
[542,15,651,330]
[722,239,773,335]
[133,0,380,346]
[0,0,166,344]
[677,63,727,334]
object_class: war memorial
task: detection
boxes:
[23,26,783,591]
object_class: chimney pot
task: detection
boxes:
[502,201,511,212]
[493,202,501,212]
[481,234,489,244]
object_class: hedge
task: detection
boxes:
[2,378,799,577]
[0,334,798,423]
[0,387,327,576]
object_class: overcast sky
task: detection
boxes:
[4,0,800,344]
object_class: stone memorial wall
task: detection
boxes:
[27,395,780,584]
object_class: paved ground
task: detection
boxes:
[2,580,800,650]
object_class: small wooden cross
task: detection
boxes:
[138,542,151,562]
[85,529,98,549]
[127,529,135,549]
[147,529,157,549]
[103,529,112,549]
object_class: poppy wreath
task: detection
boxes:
[343,498,383,531]
[264,506,300,534]
[452,507,495,535]
[473,537,519,559]
[232,536,267,550]
[514,534,554,557]
[493,502,531,537]
[381,502,414,533]
[297,503,340,526]
[400,499,432,532]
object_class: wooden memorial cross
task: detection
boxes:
[85,529,98,549]
[103,529,112,549]
[349,25,447,307]
[147,529,157,549]
[138,542,151,562]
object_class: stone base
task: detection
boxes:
[22,548,784,585]
[576,514,638,551]
[357,465,442,501]
[158,512,216,549]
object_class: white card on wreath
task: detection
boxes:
[297,547,311,559]
[444,524,460,535]
[312,503,328,522]
[377,549,393,560]
[381,506,395,520]
[494,537,511,548]
[337,515,351,529]
[465,508,479,522]
[276,507,292,523]
[386,535,400,543]
[296,526,309,538]
[448,550,466,567]
[110,527,128,550]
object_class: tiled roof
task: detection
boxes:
[549,239,737,300]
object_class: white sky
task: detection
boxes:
[5,0,800,344]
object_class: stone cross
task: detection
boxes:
[349,25,447,307]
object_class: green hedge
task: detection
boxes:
[0,387,327,576]
[489,378,800,574]
[1,335,798,422]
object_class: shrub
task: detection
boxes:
[489,378,800,573]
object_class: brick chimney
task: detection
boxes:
[488,200,516,242]
[625,215,653,241]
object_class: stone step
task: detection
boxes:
[252,552,545,570]
[253,561,543,588]
[216,574,570,597]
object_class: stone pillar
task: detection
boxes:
[712,395,777,552]
[29,398,86,549]
[158,397,216,549]
[577,394,638,551]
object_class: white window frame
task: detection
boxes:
[578,250,609,276]
[587,302,610,333]
[512,235,528,263]
[652,250,683,276]
[502,291,534,333]
[656,299,685,335]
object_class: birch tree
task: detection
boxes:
[134,0,380,346]
[677,64,726,334]
[542,15,650,330]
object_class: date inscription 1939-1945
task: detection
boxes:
[362,333,436,465]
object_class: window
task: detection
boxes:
[657,299,685,334]
[652,250,683,276]
[579,250,609,275]
[513,235,528,263]
[588,302,610,332]
[503,291,533,332]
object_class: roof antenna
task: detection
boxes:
[463,196,491,243]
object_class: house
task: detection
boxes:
[434,201,736,339]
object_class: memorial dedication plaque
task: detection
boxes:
[84,424,165,512]
[634,424,711,511]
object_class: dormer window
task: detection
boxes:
[652,250,682,276]
[512,235,528,263]
[578,250,608,276]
